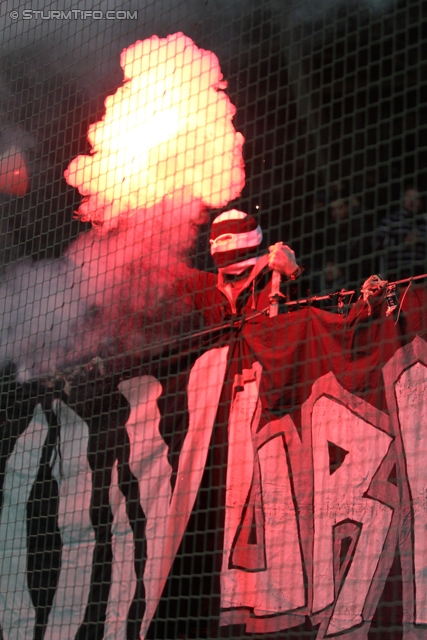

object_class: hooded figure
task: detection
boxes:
[178,209,301,325]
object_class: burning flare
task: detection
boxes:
[65,32,245,225]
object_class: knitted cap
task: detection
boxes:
[209,210,263,273]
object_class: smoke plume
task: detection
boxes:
[0,33,245,381]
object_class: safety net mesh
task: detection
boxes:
[0,1,426,638]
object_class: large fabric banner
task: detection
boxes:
[1,287,427,639]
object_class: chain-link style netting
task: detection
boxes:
[0,1,426,638]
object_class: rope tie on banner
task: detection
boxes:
[395,280,413,325]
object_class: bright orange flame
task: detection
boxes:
[65,33,245,225]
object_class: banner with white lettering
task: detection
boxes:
[0,287,427,639]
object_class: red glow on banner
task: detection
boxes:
[65,33,245,226]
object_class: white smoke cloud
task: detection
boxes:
[0,194,203,382]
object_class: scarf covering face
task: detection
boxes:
[210,210,263,274]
